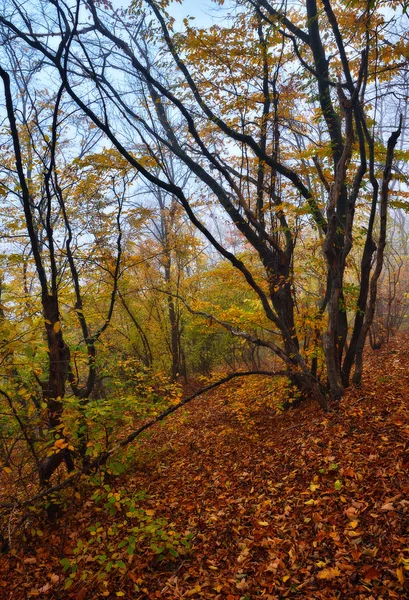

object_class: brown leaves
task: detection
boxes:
[380,502,395,511]
[362,565,381,582]
[3,337,409,598]
[75,588,88,600]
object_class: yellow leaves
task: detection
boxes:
[317,566,341,579]
[54,438,67,449]
[43,319,62,333]
[137,153,159,170]
[53,436,72,453]
[346,529,362,538]
[187,584,202,596]
[76,148,130,174]
[396,567,405,585]
[107,492,121,502]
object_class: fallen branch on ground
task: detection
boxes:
[0,369,291,512]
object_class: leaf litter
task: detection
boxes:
[1,337,409,599]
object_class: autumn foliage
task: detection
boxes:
[0,0,408,597]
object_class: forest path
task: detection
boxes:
[2,337,409,599]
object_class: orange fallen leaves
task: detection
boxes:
[2,337,409,599]
[396,566,405,585]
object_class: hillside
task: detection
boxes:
[1,338,409,599]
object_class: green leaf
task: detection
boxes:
[64,577,74,590]
[151,543,164,554]
[105,561,114,572]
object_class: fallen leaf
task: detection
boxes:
[317,567,341,580]
[363,566,381,581]
[397,567,405,585]
[76,588,88,600]
[236,578,248,591]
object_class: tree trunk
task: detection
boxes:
[38,294,74,488]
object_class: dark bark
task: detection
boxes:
[0,59,123,491]
[352,117,402,384]
[0,67,73,488]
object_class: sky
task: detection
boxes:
[169,0,225,26]
[113,0,221,28]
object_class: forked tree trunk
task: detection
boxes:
[352,118,402,384]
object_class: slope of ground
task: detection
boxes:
[1,337,409,599]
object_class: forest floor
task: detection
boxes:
[2,337,409,599]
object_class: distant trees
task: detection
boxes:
[130,179,193,382]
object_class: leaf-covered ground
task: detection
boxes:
[2,338,409,599]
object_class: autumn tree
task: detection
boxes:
[0,0,406,410]
[0,64,125,490]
